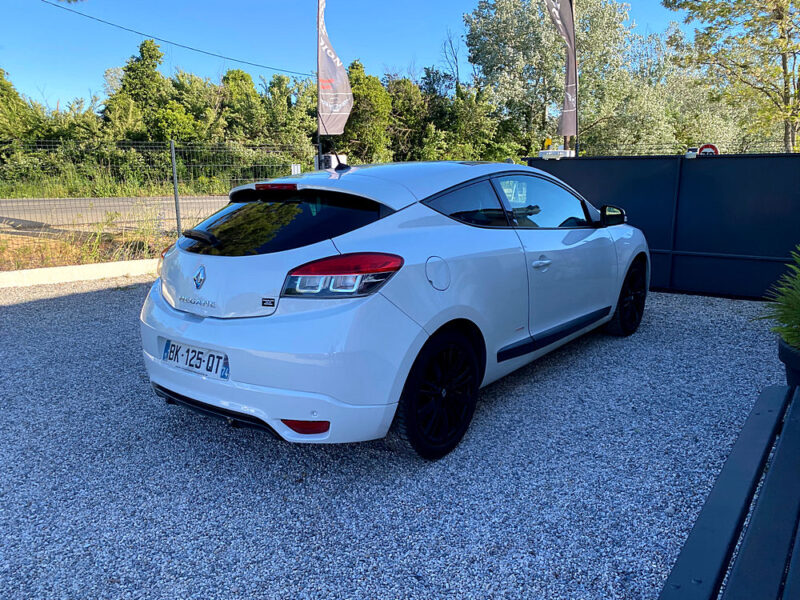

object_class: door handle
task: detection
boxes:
[532,259,552,269]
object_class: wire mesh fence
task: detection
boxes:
[0,140,305,270]
[576,140,794,157]
[1,137,795,271]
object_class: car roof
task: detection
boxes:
[229,161,551,211]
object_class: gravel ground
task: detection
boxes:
[0,276,785,599]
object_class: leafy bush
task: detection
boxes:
[764,246,800,349]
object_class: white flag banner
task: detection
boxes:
[317,0,353,136]
[543,0,577,137]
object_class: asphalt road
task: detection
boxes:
[0,196,228,230]
[0,276,785,599]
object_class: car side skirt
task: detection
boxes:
[497,306,612,363]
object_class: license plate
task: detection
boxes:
[162,339,230,380]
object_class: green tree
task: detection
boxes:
[386,76,429,161]
[118,39,169,111]
[446,84,520,160]
[221,69,264,141]
[341,60,392,163]
[103,94,147,140]
[260,74,316,155]
[0,68,41,139]
[150,100,198,141]
[465,0,564,152]
[173,71,225,141]
[38,97,104,140]
[664,0,800,152]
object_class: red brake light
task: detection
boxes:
[291,253,404,276]
[255,183,297,191]
[282,253,404,298]
[282,419,330,434]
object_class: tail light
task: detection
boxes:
[282,419,330,434]
[157,243,174,277]
[282,252,404,298]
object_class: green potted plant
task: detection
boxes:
[764,246,800,387]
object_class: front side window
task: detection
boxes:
[424,180,509,227]
[494,176,588,229]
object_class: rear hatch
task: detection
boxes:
[160,185,393,318]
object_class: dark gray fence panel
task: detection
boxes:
[671,155,800,297]
[526,156,678,289]
[529,154,800,298]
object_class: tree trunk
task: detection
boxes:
[779,8,792,153]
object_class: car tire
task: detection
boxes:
[606,260,647,337]
[392,330,480,460]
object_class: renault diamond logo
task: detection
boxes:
[193,265,206,289]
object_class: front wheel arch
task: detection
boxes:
[607,254,649,337]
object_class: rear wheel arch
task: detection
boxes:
[390,322,483,459]
[428,319,487,385]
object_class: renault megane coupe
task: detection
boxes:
[140,161,649,459]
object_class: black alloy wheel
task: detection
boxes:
[394,330,479,460]
[607,261,647,336]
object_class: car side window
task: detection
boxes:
[493,175,588,229]
[424,180,510,227]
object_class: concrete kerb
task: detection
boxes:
[0,259,158,288]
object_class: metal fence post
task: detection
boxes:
[169,139,182,234]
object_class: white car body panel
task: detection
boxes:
[333,202,530,386]
[514,227,618,336]
[160,239,340,318]
[230,169,418,211]
[231,161,541,210]
[141,283,427,442]
[142,161,650,444]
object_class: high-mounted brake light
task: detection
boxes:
[282,253,404,298]
[255,183,297,191]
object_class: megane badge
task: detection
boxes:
[193,265,206,289]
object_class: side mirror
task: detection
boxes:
[601,205,626,227]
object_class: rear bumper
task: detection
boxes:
[139,280,426,443]
[152,383,282,437]
[143,353,397,442]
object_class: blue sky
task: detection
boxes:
[2,0,686,107]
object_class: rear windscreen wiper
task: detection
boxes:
[182,229,220,247]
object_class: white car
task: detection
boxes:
[140,161,649,459]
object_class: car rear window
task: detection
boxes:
[178,188,392,256]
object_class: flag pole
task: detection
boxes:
[571,0,579,156]
[316,0,323,168]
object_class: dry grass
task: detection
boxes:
[0,215,175,271]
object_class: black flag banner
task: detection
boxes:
[543,0,577,137]
[317,0,353,136]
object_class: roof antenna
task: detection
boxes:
[330,140,350,172]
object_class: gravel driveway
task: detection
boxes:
[0,276,785,599]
